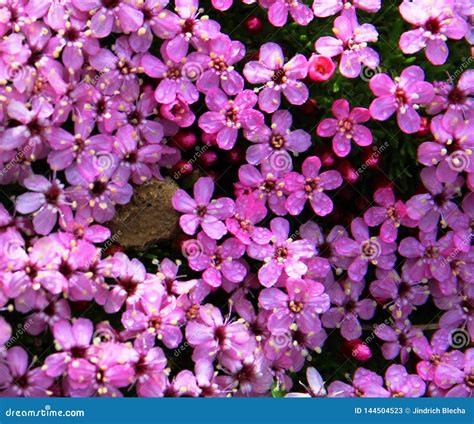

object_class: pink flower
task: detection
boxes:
[369,66,435,134]
[15,175,70,235]
[243,42,308,113]
[259,278,330,335]
[315,15,379,79]
[307,54,336,82]
[198,89,264,150]
[185,304,254,363]
[363,364,425,397]
[267,0,313,27]
[244,109,311,167]
[317,99,372,157]
[172,176,235,240]
[434,348,474,396]
[399,0,468,65]
[187,232,247,288]
[247,217,315,287]
[284,156,343,216]
[364,187,415,243]
[0,347,53,397]
[312,0,381,18]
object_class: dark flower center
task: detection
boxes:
[424,17,441,34]
[27,119,42,136]
[120,278,138,295]
[14,374,29,389]
[448,87,466,105]
[210,55,227,73]
[91,181,107,196]
[270,134,285,149]
[433,192,447,207]
[27,50,43,66]
[398,282,411,298]
[275,246,288,260]
[182,18,195,33]
[395,88,407,106]
[45,184,61,204]
[186,304,199,320]
[64,28,80,42]
[289,300,303,313]
[304,177,319,193]
[272,68,286,85]
[70,346,87,358]
[101,0,120,9]
[196,205,207,217]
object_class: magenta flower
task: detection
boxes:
[322,278,376,340]
[237,164,289,216]
[315,15,379,79]
[312,0,381,18]
[72,0,144,38]
[413,329,465,382]
[328,368,383,397]
[334,218,397,281]
[15,175,70,235]
[284,156,343,216]
[153,0,221,61]
[417,116,474,184]
[363,364,425,397]
[187,232,247,288]
[244,110,311,167]
[259,278,330,335]
[427,70,474,123]
[399,0,468,65]
[405,167,463,232]
[370,270,429,319]
[369,66,435,134]
[376,319,422,363]
[0,347,53,397]
[196,35,245,96]
[364,187,416,243]
[44,318,93,378]
[141,49,202,105]
[185,304,254,363]
[198,88,264,150]
[247,217,315,287]
[267,0,313,27]
[434,349,474,396]
[317,99,372,157]
[243,42,308,113]
[172,176,235,240]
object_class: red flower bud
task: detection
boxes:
[308,55,336,82]
[342,339,372,362]
[244,16,263,35]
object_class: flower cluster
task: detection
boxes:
[0,0,473,398]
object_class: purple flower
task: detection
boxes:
[187,232,247,288]
[370,270,429,319]
[0,347,53,397]
[259,278,330,335]
[247,217,315,287]
[364,187,416,243]
[363,364,425,397]
[399,0,468,65]
[153,0,221,62]
[335,218,397,281]
[427,70,474,123]
[369,66,435,134]
[198,88,264,150]
[243,42,308,113]
[172,176,235,240]
[434,348,474,396]
[312,0,381,18]
[315,15,379,79]
[317,99,372,157]
[15,175,70,235]
[72,0,144,38]
[43,318,93,378]
[376,319,422,363]
[267,0,313,27]
[322,278,376,340]
[406,167,463,232]
[244,109,311,168]
[196,35,245,96]
[185,304,254,363]
[284,156,343,216]
[418,116,474,184]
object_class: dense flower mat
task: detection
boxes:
[0,0,473,397]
